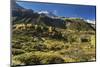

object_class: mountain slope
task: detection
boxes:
[11,0,24,10]
[11,1,95,31]
[64,18,95,31]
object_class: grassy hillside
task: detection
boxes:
[64,18,95,31]
[12,21,96,66]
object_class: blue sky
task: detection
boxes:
[17,1,96,20]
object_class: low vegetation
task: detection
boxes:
[12,19,96,66]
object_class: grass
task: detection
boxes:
[11,23,96,66]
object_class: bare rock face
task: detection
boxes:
[11,0,24,9]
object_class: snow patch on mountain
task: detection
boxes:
[85,20,95,24]
[37,10,56,17]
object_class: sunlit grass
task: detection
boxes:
[12,23,96,66]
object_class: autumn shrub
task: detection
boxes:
[45,55,64,64]
[12,42,23,49]
[12,49,25,55]
[79,54,95,62]
[50,43,64,51]
[21,42,47,52]
[13,52,65,65]
[21,42,36,52]
[13,53,41,65]
[45,41,64,51]
[67,34,78,43]
[33,43,47,51]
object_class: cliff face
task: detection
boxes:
[11,0,24,10]
[11,0,65,28]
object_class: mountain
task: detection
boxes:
[85,20,95,24]
[64,18,95,31]
[11,0,35,23]
[11,1,95,31]
[11,1,66,28]
[37,10,56,17]
[11,0,24,10]
[85,20,96,29]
